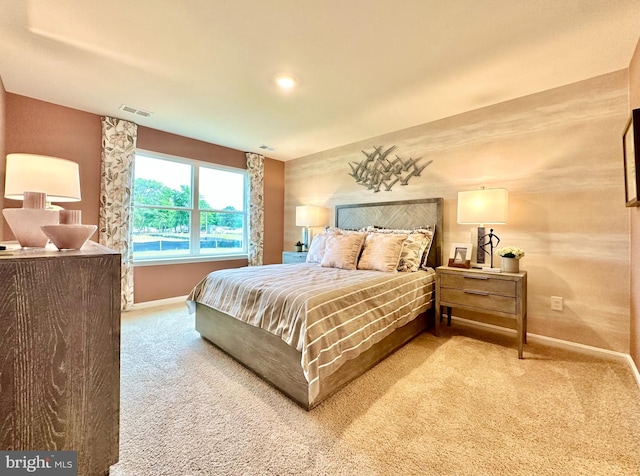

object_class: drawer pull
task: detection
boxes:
[463,275,489,280]
[464,290,489,296]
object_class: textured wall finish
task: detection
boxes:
[2,98,285,304]
[629,37,640,367]
[0,76,5,241]
[4,94,102,239]
[285,71,630,352]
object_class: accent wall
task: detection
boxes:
[0,76,5,240]
[285,71,630,353]
[628,36,640,369]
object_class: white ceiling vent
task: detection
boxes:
[259,145,275,151]
[119,104,153,118]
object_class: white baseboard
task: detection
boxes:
[627,354,640,390]
[131,295,188,311]
[450,316,639,389]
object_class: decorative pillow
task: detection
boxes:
[364,226,435,271]
[397,233,430,272]
[357,233,408,272]
[306,232,332,264]
[320,233,366,270]
[326,226,358,235]
[418,227,436,270]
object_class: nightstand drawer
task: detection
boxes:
[282,251,308,264]
[440,273,516,297]
[439,288,517,314]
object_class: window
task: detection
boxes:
[132,151,248,264]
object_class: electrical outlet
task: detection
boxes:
[551,296,563,311]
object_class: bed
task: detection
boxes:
[187,198,443,409]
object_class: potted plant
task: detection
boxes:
[295,241,303,252]
[496,246,525,273]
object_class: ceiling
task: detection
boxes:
[0,1,638,161]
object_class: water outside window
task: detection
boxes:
[133,155,192,258]
[199,167,244,255]
[132,153,247,261]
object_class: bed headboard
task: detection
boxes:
[335,198,443,269]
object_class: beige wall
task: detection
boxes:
[285,71,630,353]
[3,94,285,304]
[629,37,640,368]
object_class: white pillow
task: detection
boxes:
[357,233,408,272]
[306,232,331,263]
[320,233,366,270]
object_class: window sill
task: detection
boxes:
[133,253,248,267]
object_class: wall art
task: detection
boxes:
[348,145,432,192]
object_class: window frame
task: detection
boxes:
[132,149,249,267]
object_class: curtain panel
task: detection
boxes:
[246,153,264,266]
[99,116,137,310]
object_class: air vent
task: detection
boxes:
[119,104,153,118]
[259,145,275,151]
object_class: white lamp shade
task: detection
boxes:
[296,205,323,227]
[457,188,508,224]
[4,154,81,202]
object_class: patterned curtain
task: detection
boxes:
[99,116,137,311]
[246,153,264,266]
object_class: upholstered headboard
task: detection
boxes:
[335,198,443,269]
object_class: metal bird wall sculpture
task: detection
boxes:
[347,146,432,192]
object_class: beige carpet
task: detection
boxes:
[110,304,640,476]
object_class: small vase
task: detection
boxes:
[295,245,303,252]
[501,257,519,273]
[41,210,97,250]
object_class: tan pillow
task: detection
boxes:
[357,233,407,272]
[364,226,435,271]
[320,233,366,270]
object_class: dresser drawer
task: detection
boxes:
[440,288,517,314]
[440,273,516,297]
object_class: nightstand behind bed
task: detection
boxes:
[282,251,308,264]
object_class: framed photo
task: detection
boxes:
[623,108,640,207]
[448,242,472,269]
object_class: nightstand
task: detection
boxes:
[435,266,527,358]
[282,251,308,263]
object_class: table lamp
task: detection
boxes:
[457,187,508,270]
[295,205,324,251]
[3,154,82,247]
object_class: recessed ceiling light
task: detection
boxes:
[275,74,296,90]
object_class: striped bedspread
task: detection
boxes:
[187,263,435,402]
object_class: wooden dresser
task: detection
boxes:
[0,241,121,475]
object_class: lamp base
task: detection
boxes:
[3,208,59,248]
[481,266,502,273]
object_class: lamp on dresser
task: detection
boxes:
[3,154,82,248]
[457,187,508,271]
[295,205,324,251]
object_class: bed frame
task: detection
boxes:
[195,198,443,409]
